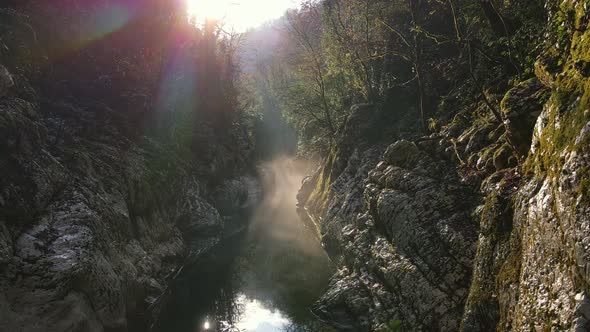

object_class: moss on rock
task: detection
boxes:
[500,78,549,157]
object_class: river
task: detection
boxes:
[155,157,335,332]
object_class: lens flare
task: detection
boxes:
[186,0,301,32]
[187,0,227,22]
[47,1,138,57]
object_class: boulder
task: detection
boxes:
[383,139,420,167]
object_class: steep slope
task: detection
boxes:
[463,1,590,329]
[298,0,590,330]
[0,4,257,331]
[299,107,480,331]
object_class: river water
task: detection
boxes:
[156,157,335,332]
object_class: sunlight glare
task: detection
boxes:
[235,294,290,331]
[187,0,226,22]
[186,0,300,32]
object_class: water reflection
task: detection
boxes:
[156,157,335,332]
[233,295,289,331]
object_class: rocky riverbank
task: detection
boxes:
[298,1,590,330]
[0,4,259,330]
[0,62,259,330]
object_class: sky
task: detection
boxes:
[186,0,301,32]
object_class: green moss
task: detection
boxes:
[496,241,522,297]
[476,144,498,171]
[307,147,337,215]
[462,196,499,303]
[462,186,519,330]
[493,143,518,171]
[495,233,522,330]
[523,87,589,178]
[376,320,402,332]
[524,1,590,185]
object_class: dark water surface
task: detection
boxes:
[157,158,335,332]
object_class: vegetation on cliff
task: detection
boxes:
[0,1,257,330]
[255,0,547,158]
[1,0,589,330]
[289,0,589,331]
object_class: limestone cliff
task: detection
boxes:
[0,6,256,332]
[298,0,590,330]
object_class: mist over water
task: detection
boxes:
[157,156,334,332]
[231,156,334,331]
[249,156,321,255]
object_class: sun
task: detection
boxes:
[186,0,228,23]
[186,0,300,32]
